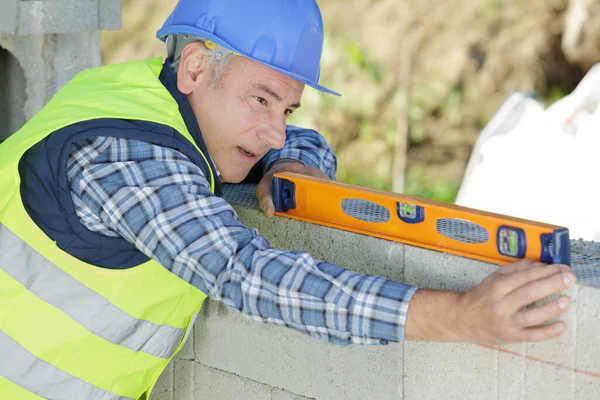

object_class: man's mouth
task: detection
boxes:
[238,147,259,160]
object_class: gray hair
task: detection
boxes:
[167,34,233,89]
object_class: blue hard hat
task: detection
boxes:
[157,0,340,96]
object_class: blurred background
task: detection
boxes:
[101,0,600,203]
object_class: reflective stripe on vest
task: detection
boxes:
[0,224,185,359]
[0,331,133,400]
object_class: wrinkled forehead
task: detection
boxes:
[226,59,306,107]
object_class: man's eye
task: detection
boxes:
[254,96,268,106]
[284,109,293,116]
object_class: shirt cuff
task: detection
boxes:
[396,286,419,342]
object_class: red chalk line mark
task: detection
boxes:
[479,344,600,379]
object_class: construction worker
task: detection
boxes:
[0,0,575,398]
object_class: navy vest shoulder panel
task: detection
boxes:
[19,118,216,269]
[158,60,223,196]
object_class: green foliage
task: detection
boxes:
[337,168,460,204]
[485,0,502,25]
[344,39,383,83]
[359,118,375,140]
[442,87,464,126]
[337,172,392,192]
[384,115,397,147]
[547,86,568,105]
[408,99,425,144]
[404,168,460,203]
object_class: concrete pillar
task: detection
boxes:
[0,0,121,141]
[0,45,26,141]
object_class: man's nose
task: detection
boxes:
[259,117,287,150]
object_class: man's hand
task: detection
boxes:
[256,159,330,218]
[405,260,576,345]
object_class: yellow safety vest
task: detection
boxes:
[0,58,213,399]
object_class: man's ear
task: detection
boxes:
[177,42,208,95]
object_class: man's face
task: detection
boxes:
[182,53,305,183]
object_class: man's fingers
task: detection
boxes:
[256,178,276,218]
[257,190,275,217]
[256,177,271,201]
[495,260,544,276]
[264,203,275,218]
[504,270,575,310]
[513,296,571,328]
[517,321,566,343]
[495,264,572,298]
[257,195,276,218]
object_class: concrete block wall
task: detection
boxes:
[0,0,121,141]
[152,184,600,400]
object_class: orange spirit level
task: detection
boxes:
[272,172,570,265]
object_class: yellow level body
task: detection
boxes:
[272,173,570,265]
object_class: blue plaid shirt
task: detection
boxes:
[66,130,417,345]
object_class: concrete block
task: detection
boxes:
[0,30,102,131]
[170,359,298,400]
[403,245,497,291]
[575,286,600,396]
[178,325,195,361]
[524,284,577,362]
[575,373,600,400]
[97,0,122,30]
[192,363,275,400]
[465,340,592,400]
[576,286,600,372]
[0,34,52,122]
[52,32,102,93]
[194,300,403,400]
[498,337,595,400]
[270,388,312,400]
[17,0,101,35]
[151,361,174,400]
[0,43,27,141]
[403,342,497,400]
[173,360,195,400]
[524,357,575,399]
[523,287,577,399]
[0,0,19,34]
[497,344,527,400]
